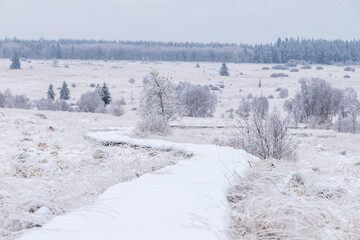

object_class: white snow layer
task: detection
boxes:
[19,129,253,240]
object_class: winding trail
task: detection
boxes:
[19,129,252,240]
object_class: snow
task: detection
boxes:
[19,129,253,240]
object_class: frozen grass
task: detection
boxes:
[228,158,360,239]
[0,110,187,239]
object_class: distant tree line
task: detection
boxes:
[1,37,359,64]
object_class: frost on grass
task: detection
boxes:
[0,111,187,239]
[228,159,360,239]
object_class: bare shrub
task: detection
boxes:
[233,109,297,160]
[316,66,324,70]
[344,75,351,78]
[174,82,217,117]
[261,67,270,70]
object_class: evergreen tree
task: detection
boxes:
[100,82,111,105]
[47,84,55,100]
[219,63,229,76]
[9,51,21,69]
[59,81,70,100]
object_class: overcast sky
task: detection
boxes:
[0,0,359,44]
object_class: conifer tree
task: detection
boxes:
[10,52,21,69]
[100,82,111,105]
[47,84,55,100]
[59,81,70,100]
[219,63,229,76]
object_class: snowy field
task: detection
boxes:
[0,59,360,239]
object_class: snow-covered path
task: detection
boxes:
[19,129,252,240]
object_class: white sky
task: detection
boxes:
[0,0,359,44]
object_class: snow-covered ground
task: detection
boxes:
[1,59,360,239]
[0,109,188,239]
[0,59,359,118]
[18,129,253,240]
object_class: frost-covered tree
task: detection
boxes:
[135,69,182,135]
[219,63,229,76]
[341,88,360,133]
[174,82,217,117]
[284,78,344,125]
[47,84,55,100]
[100,82,111,105]
[95,84,101,95]
[252,96,269,119]
[59,81,70,100]
[9,52,21,69]
[258,79,262,88]
[77,91,104,113]
[235,98,251,118]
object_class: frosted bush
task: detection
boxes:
[13,95,32,109]
[278,88,289,98]
[0,90,32,109]
[174,82,217,117]
[270,73,288,78]
[271,65,289,70]
[301,65,312,69]
[344,66,355,72]
[35,98,71,112]
[77,91,104,113]
[109,100,125,117]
